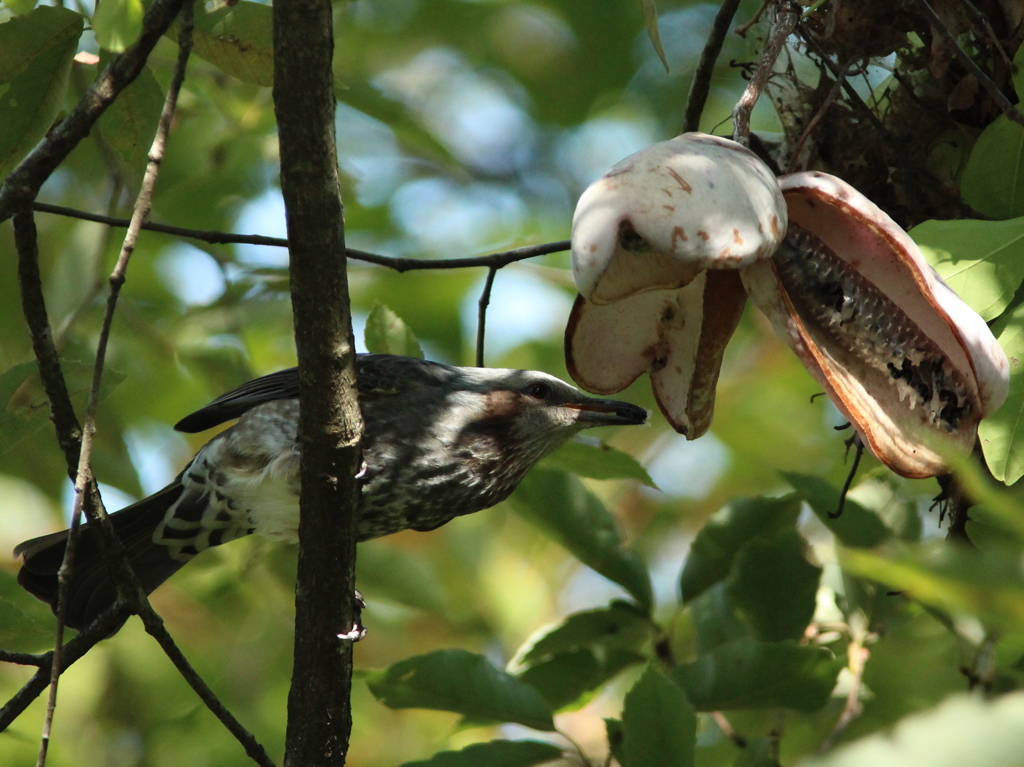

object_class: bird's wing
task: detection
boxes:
[355,354,451,399]
[174,368,301,432]
[173,355,446,433]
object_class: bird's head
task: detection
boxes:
[443,367,648,466]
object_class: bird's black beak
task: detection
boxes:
[564,397,648,427]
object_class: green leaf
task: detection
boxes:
[337,80,463,174]
[621,664,695,767]
[365,650,555,731]
[512,602,652,667]
[638,0,669,74]
[510,468,653,610]
[840,544,1024,634]
[961,116,1024,220]
[0,361,126,456]
[911,217,1024,320]
[0,5,80,80]
[541,439,656,487]
[979,302,1024,483]
[92,0,142,52]
[679,495,801,602]
[798,693,1024,767]
[517,648,644,711]
[0,571,54,651]
[2,0,38,15]
[690,582,749,654]
[729,529,822,642]
[0,6,82,179]
[735,738,777,767]
[398,740,563,767]
[782,473,891,548]
[511,604,649,708]
[186,1,273,86]
[606,718,625,766]
[674,639,841,712]
[364,301,424,358]
[1014,44,1024,100]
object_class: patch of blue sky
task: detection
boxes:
[233,189,289,268]
[643,430,730,500]
[461,268,574,359]
[390,177,528,257]
[61,481,138,526]
[555,113,661,189]
[156,242,227,306]
[374,47,536,175]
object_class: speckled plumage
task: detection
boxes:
[15,354,647,628]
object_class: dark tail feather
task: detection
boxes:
[15,483,190,630]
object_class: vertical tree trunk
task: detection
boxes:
[273,0,364,764]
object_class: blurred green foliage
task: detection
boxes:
[3,1,1024,766]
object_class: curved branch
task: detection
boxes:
[31,201,570,271]
[683,0,743,133]
[0,0,188,222]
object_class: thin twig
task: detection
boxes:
[36,10,196,764]
[58,18,271,767]
[475,266,498,367]
[141,614,276,767]
[711,711,748,748]
[0,605,131,733]
[30,202,571,272]
[683,0,744,133]
[831,436,864,519]
[959,0,1014,69]
[785,61,849,172]
[13,209,85,472]
[15,207,76,767]
[915,0,1024,127]
[732,1,798,146]
[818,628,870,751]
[735,0,769,38]
[796,20,895,144]
[0,650,47,667]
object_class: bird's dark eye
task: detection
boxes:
[525,382,551,400]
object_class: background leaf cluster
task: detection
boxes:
[4,1,1024,766]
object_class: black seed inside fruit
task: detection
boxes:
[774,225,972,431]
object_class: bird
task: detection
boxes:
[15,354,648,629]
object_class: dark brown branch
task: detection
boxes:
[0,605,130,733]
[14,209,85,472]
[915,0,1024,128]
[0,651,47,667]
[732,1,798,146]
[36,10,197,763]
[710,711,747,748]
[31,201,570,272]
[0,0,187,222]
[832,436,864,519]
[683,0,743,133]
[273,0,363,762]
[15,208,85,767]
[475,266,498,367]
[140,613,276,767]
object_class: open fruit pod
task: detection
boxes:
[566,133,786,438]
[741,171,1009,478]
